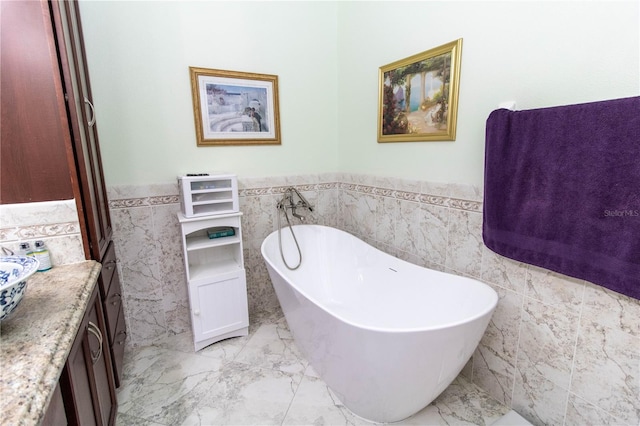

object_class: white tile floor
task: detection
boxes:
[115,314,509,425]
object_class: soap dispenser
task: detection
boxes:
[33,240,52,271]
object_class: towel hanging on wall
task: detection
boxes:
[483,96,640,300]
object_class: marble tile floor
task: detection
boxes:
[115,314,510,426]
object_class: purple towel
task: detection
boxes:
[483,96,640,300]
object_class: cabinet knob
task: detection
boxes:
[193,310,200,316]
[104,259,117,270]
[111,293,121,305]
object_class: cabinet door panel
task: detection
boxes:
[51,0,111,260]
[61,306,97,426]
[87,301,115,426]
[60,287,117,426]
[41,382,68,426]
[104,270,123,342]
[66,339,97,426]
[0,0,74,203]
[111,305,127,387]
[191,271,249,341]
[98,242,117,299]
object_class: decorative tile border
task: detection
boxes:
[0,200,83,245]
[0,222,81,242]
[109,198,149,209]
[109,195,181,209]
[339,183,482,212]
[149,195,181,206]
[448,198,483,213]
[239,182,339,198]
[108,180,482,213]
[0,200,86,265]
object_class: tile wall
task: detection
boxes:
[0,199,86,265]
[107,173,639,426]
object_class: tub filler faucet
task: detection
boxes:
[276,187,314,270]
[278,187,313,221]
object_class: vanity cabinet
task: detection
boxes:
[41,383,68,426]
[1,0,126,386]
[178,212,249,351]
[60,285,117,426]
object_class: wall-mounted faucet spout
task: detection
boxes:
[292,211,306,221]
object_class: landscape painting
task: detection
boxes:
[378,39,462,142]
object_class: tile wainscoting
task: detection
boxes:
[107,173,639,426]
[0,199,86,265]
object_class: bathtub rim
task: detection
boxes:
[261,224,498,334]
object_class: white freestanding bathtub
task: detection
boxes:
[261,225,498,423]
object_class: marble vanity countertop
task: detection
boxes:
[0,260,101,426]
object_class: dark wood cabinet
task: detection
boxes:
[50,0,112,261]
[1,0,112,259]
[99,241,126,387]
[1,0,126,394]
[41,383,68,426]
[60,286,117,426]
[111,306,127,388]
[0,0,75,203]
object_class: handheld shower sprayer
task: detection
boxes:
[276,187,314,270]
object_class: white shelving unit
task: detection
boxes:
[178,174,238,217]
[177,176,248,351]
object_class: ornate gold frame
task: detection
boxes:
[190,67,281,146]
[378,39,463,142]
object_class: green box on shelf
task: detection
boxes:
[207,227,235,239]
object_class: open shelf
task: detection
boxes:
[178,174,238,218]
[190,179,233,191]
[185,232,240,251]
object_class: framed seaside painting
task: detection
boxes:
[190,67,281,146]
[378,38,462,142]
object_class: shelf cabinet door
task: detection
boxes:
[190,270,249,343]
[60,287,117,426]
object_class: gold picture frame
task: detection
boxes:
[378,38,462,142]
[189,67,281,146]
